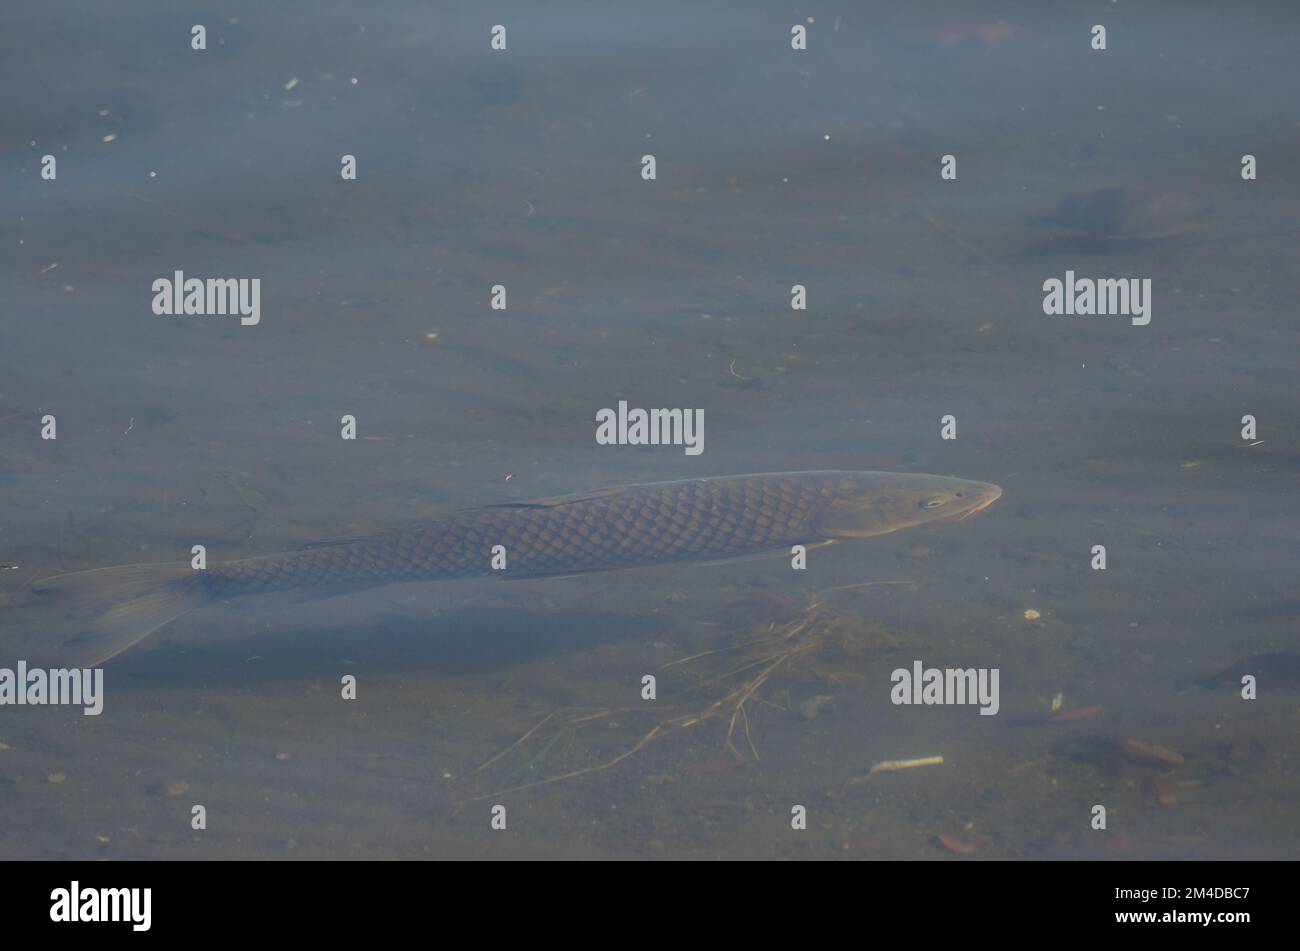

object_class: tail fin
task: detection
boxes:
[31,564,210,666]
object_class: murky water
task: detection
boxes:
[2,1,1297,859]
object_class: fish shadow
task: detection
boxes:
[101,604,667,690]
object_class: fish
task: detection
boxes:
[27,470,1001,666]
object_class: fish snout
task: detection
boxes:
[953,481,1002,521]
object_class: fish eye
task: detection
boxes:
[920,497,947,509]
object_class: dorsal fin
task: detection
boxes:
[473,485,631,510]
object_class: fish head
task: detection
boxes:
[817,472,1002,539]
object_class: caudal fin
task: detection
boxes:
[31,563,210,666]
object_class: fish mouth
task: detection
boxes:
[941,483,1003,522]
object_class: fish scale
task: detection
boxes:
[202,472,836,597]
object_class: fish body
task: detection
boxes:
[207,470,999,593]
[29,471,1001,665]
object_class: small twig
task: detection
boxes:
[476,710,559,772]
